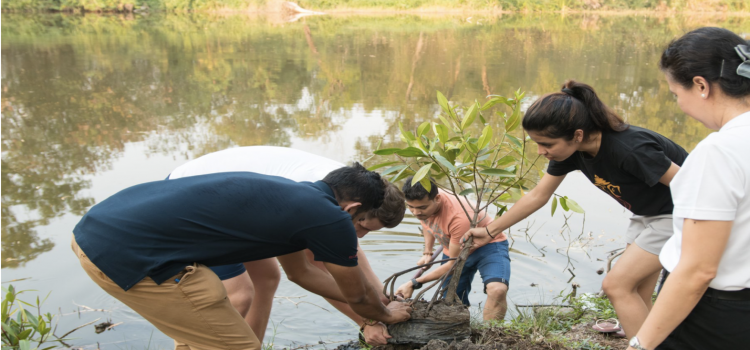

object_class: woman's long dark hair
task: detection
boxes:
[522,80,628,142]
[660,27,750,99]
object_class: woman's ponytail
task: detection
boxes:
[522,80,628,141]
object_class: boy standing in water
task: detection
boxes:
[396,177,511,321]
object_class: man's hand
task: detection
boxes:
[416,254,432,269]
[363,323,391,345]
[461,227,493,250]
[384,301,412,324]
[395,281,415,299]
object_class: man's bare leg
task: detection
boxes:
[244,258,281,343]
[483,282,508,321]
[221,273,255,319]
[601,244,663,338]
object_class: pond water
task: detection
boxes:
[2,12,748,349]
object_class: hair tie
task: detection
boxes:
[735,44,750,79]
[561,88,574,96]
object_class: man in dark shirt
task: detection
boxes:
[72,163,412,350]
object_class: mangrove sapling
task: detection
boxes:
[371,89,584,346]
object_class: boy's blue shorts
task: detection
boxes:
[440,240,511,306]
[210,263,246,280]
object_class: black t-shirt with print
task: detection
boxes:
[546,126,688,216]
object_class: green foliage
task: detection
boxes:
[372,88,541,226]
[1,0,746,12]
[1,285,57,350]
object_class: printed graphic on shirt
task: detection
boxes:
[424,220,450,248]
[594,175,632,210]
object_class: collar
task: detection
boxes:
[312,181,338,204]
[720,111,750,131]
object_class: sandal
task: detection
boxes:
[592,318,622,333]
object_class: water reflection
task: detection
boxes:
[1,12,748,347]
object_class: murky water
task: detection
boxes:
[2,12,748,349]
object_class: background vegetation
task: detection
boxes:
[2,0,748,13]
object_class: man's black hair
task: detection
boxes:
[402,176,438,201]
[323,162,385,213]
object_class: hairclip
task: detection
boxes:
[735,44,750,79]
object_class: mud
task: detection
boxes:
[385,300,470,346]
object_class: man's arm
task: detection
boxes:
[277,251,347,303]
[357,244,388,303]
[324,262,412,324]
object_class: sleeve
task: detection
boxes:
[546,156,579,176]
[447,214,472,247]
[300,218,359,267]
[620,143,673,187]
[671,141,744,221]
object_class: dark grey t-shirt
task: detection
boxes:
[547,126,688,216]
[73,173,358,291]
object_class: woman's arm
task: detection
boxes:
[658,162,681,187]
[628,219,733,350]
[462,173,566,248]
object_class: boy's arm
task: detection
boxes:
[417,224,436,266]
[396,241,461,297]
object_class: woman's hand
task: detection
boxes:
[462,227,493,249]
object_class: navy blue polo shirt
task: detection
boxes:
[73,172,358,291]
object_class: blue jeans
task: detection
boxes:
[440,241,511,306]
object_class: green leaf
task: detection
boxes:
[2,321,17,338]
[412,163,433,186]
[417,121,430,138]
[480,96,509,111]
[433,124,449,144]
[495,204,508,217]
[17,329,32,340]
[459,188,475,196]
[382,164,408,176]
[479,168,516,177]
[419,177,432,193]
[560,197,569,211]
[390,166,414,183]
[432,153,456,173]
[396,147,425,157]
[551,196,558,216]
[566,198,584,214]
[495,155,516,168]
[367,161,399,171]
[372,148,401,156]
[19,339,30,350]
[460,102,478,131]
[438,115,456,131]
[506,134,522,148]
[436,91,451,115]
[505,103,522,132]
[399,122,416,142]
[455,162,472,169]
[23,309,37,328]
[477,125,492,150]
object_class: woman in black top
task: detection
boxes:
[465,80,687,339]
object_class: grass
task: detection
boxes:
[1,0,747,13]
[464,292,623,349]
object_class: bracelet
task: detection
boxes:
[423,252,433,256]
[485,226,496,239]
[362,318,379,326]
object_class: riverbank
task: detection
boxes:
[2,0,748,14]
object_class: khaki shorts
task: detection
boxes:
[72,235,260,350]
[625,214,674,255]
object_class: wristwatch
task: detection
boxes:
[411,278,423,289]
[629,336,649,350]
